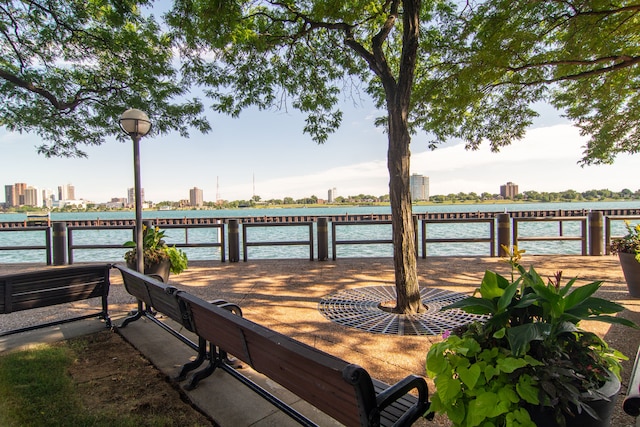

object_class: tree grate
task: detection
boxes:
[318,286,485,336]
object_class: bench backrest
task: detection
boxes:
[115,265,193,331]
[178,292,376,426]
[0,264,110,314]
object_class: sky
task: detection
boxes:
[1,97,637,204]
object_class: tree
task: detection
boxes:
[0,0,209,157]
[168,0,473,313]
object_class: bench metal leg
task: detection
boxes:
[184,342,221,390]
[176,336,208,381]
[119,300,145,328]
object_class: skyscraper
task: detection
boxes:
[14,182,26,205]
[127,187,144,207]
[500,182,519,199]
[328,187,337,203]
[410,174,429,201]
[190,187,204,207]
[24,186,41,207]
[58,183,75,201]
[4,185,16,207]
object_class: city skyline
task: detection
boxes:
[1,98,638,205]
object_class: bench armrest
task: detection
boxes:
[376,374,430,426]
[624,346,640,416]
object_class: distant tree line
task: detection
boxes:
[196,188,640,208]
[3,188,638,214]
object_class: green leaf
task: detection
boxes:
[426,344,448,375]
[516,375,539,405]
[479,270,506,299]
[484,364,499,381]
[506,323,550,356]
[497,280,520,313]
[434,375,462,404]
[497,385,520,404]
[443,297,496,315]
[467,391,498,426]
[496,356,529,374]
[563,280,601,309]
[458,364,482,390]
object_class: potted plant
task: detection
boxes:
[609,220,640,297]
[426,246,636,427]
[123,225,188,282]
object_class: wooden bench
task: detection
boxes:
[0,264,112,337]
[178,291,431,427]
[115,265,242,380]
[624,345,640,422]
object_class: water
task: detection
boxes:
[1,201,638,263]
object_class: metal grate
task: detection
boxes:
[318,286,485,336]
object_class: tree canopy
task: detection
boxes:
[0,0,209,157]
[441,0,640,165]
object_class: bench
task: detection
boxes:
[0,264,112,337]
[115,265,242,380]
[178,291,431,427]
[624,345,640,423]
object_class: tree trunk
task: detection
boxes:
[345,0,423,314]
[388,104,424,314]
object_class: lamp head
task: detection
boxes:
[119,108,152,137]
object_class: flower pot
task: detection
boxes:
[126,258,171,283]
[528,372,620,427]
[618,252,640,297]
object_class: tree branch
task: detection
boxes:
[507,55,640,85]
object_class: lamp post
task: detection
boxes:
[119,109,152,274]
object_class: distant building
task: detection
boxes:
[24,186,41,207]
[105,197,127,209]
[190,187,204,207]
[42,188,55,209]
[4,185,16,207]
[127,187,144,207]
[58,183,75,201]
[410,174,429,201]
[328,187,337,203]
[500,182,519,199]
[4,183,27,206]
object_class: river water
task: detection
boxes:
[1,201,638,263]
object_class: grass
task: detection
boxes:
[0,340,194,427]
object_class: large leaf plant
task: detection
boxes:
[426,246,636,426]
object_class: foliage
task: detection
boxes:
[0,0,210,157]
[124,225,188,274]
[426,246,636,426]
[444,0,640,165]
[610,221,640,262]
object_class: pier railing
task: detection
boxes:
[242,222,314,261]
[66,222,226,264]
[513,216,588,256]
[1,211,639,264]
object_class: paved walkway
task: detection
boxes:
[2,256,640,426]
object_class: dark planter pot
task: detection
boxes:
[527,372,620,427]
[619,252,640,297]
[126,258,171,283]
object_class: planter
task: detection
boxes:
[618,252,640,297]
[126,258,171,283]
[528,372,620,427]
